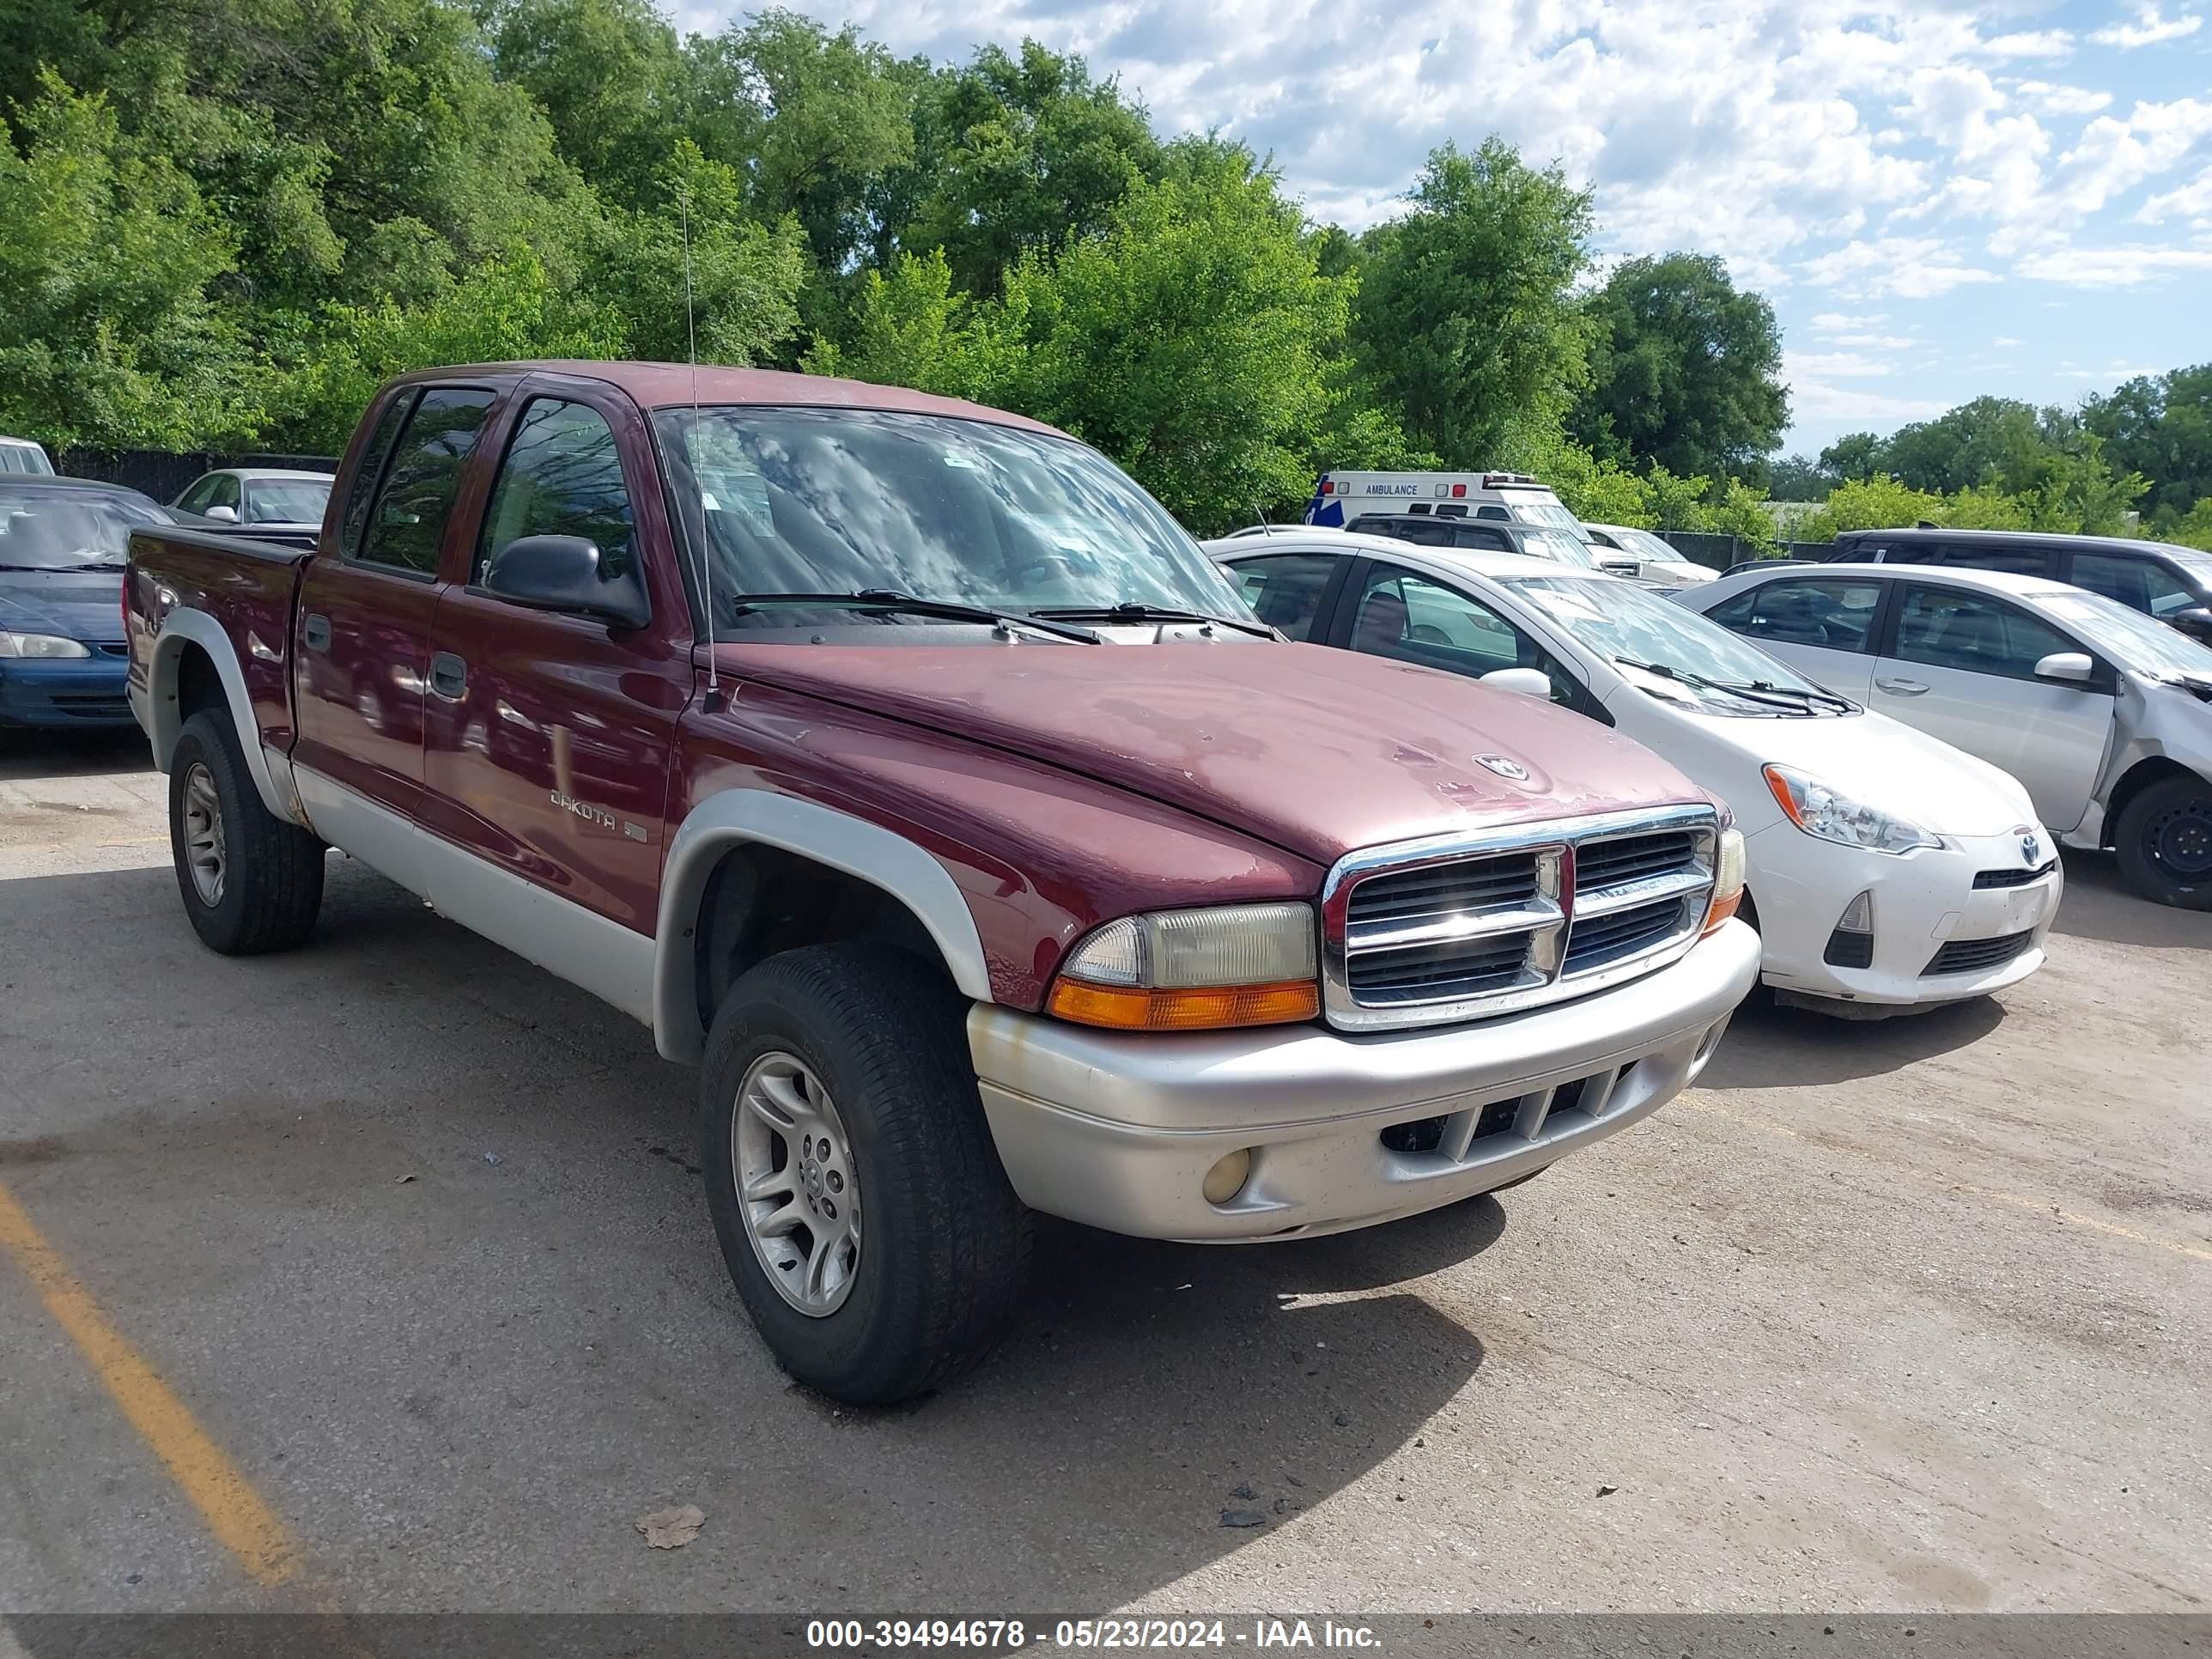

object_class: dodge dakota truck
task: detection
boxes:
[127,362,1758,1403]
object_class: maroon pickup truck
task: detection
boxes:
[126,362,1758,1402]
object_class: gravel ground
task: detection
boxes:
[1,732,2206,1616]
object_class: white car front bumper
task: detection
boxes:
[1746,821,2062,1012]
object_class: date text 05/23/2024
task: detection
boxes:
[805,1620,1386,1651]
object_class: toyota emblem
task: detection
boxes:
[1476,754,1531,781]
[2019,829,2042,866]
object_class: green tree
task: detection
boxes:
[2172,497,2212,552]
[802,248,1013,404]
[2082,365,2212,532]
[1819,431,1887,483]
[1796,477,1948,543]
[0,74,264,448]
[482,0,688,210]
[1570,252,1787,483]
[1352,138,1595,468]
[1767,453,1831,501]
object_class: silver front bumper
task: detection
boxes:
[967,918,1761,1241]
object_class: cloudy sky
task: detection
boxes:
[697,0,2212,458]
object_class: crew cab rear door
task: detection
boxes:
[416,381,691,935]
[292,385,498,822]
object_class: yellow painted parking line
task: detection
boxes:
[1679,1094,2212,1265]
[0,1176,305,1589]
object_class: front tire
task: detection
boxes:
[2115,775,2212,910]
[701,945,1031,1405]
[167,710,325,954]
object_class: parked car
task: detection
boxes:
[2,436,56,476]
[1,477,173,729]
[1583,524,1717,586]
[173,467,335,532]
[1777,528,2212,646]
[1336,512,1601,569]
[1307,469,1591,540]
[127,362,1757,1402]
[1683,561,2212,908]
[1210,532,2057,1016]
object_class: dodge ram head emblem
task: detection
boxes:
[1476,754,1531,781]
[2020,829,2042,866]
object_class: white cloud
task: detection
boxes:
[2051,98,2212,218]
[1786,380,1952,422]
[1993,335,2023,346]
[1802,236,2002,299]
[1980,30,2074,58]
[1809,311,1889,331]
[2016,244,2212,285]
[1829,331,1918,347]
[2012,81,2114,117]
[2137,162,2212,226]
[2090,4,2204,47]
[1786,349,1899,379]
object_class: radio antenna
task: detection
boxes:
[681,179,719,695]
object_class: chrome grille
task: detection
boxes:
[1323,805,1719,1032]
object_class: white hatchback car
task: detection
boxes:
[1680,561,2212,909]
[1210,532,2059,1016]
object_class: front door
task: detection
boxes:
[1869,582,2114,834]
[291,386,498,819]
[418,391,690,933]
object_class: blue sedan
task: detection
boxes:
[0,477,173,730]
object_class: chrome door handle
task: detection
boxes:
[428,652,466,701]
[1876,677,1929,696]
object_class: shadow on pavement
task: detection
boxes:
[2051,848,2212,951]
[0,728,151,783]
[1696,991,2004,1091]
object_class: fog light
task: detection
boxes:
[1836,890,1873,933]
[1202,1148,1253,1206]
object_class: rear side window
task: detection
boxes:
[356,388,498,575]
[1892,586,2075,681]
[477,398,641,586]
[1942,545,2049,577]
[2072,551,2193,619]
[339,392,416,560]
[1226,553,1337,641]
[1707,579,1882,653]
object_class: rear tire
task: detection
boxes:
[2115,775,2212,910]
[167,710,325,954]
[701,944,1031,1405]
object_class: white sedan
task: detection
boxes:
[1210,531,2059,1016]
[1583,523,1717,586]
[1680,560,2212,908]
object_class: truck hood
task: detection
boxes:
[0,568,124,644]
[716,640,1706,865]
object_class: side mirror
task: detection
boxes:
[483,534,649,629]
[1482,666,1554,700]
[2034,650,2094,684]
[204,504,238,524]
[2170,605,2212,644]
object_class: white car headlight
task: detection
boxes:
[0,631,91,659]
[1762,763,1938,855]
[1048,902,1319,1030]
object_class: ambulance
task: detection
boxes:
[1305,471,1592,542]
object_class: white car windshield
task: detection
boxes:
[1510,574,1852,714]
[1499,494,1592,540]
[0,488,165,568]
[1611,527,1685,563]
[2043,591,2212,681]
[1521,527,1598,568]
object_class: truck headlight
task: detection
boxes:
[0,631,91,659]
[1762,763,1938,856]
[1047,902,1320,1030]
[1703,824,1746,935]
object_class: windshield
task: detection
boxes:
[653,407,1250,635]
[1509,573,1847,713]
[1611,527,1685,564]
[2043,591,2212,680]
[0,489,165,568]
[249,479,331,524]
[1521,527,1599,568]
[2167,547,2212,587]
[1499,492,1592,541]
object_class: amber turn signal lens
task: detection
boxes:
[1045,978,1321,1031]
[1700,885,1742,936]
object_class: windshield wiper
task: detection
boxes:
[1728,678,1854,713]
[1028,601,1276,639]
[1613,657,1818,714]
[725,589,1101,644]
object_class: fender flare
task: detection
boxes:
[653,788,994,1063]
[149,609,301,823]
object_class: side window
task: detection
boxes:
[1893,585,2075,681]
[2073,552,2191,619]
[1885,543,1943,565]
[209,474,241,514]
[1943,545,2048,577]
[1706,579,1881,652]
[339,392,418,560]
[1349,564,1580,708]
[477,398,641,587]
[357,388,498,576]
[178,475,217,514]
[1226,554,1338,641]
[1448,526,1512,551]
[1474,505,1511,521]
